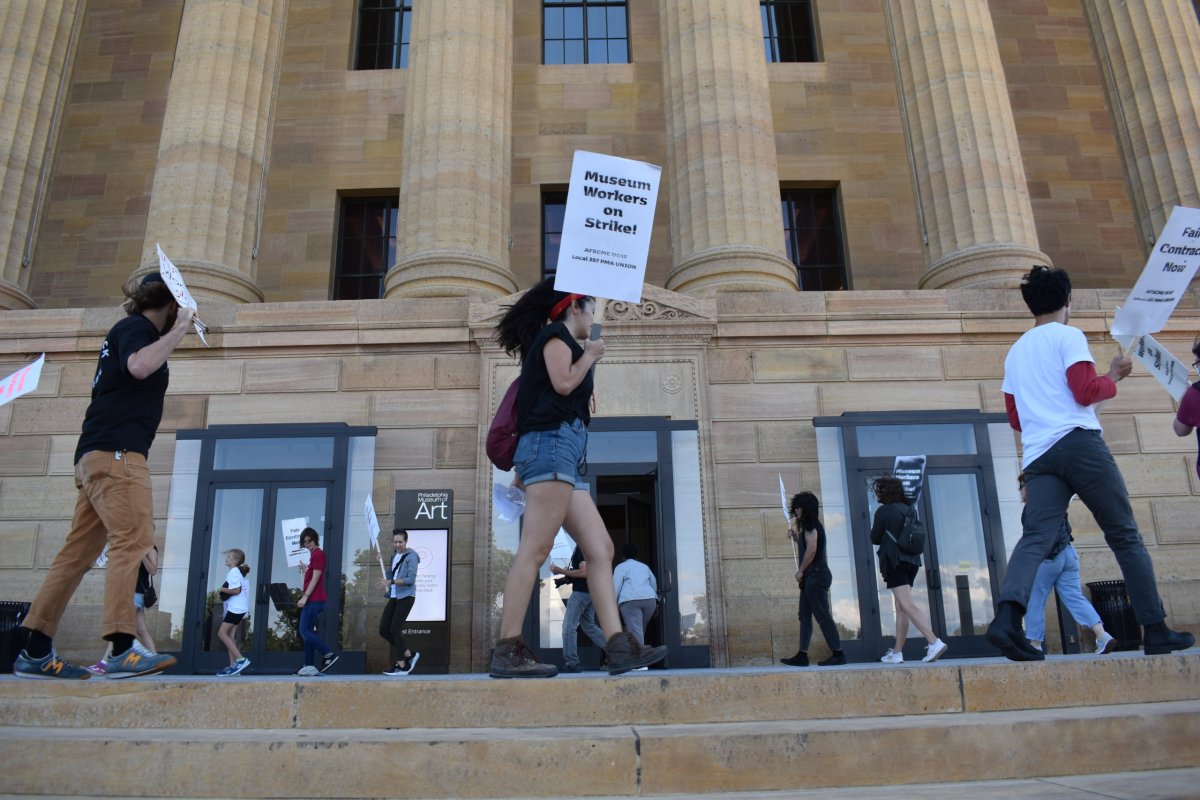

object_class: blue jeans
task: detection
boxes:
[1000,428,1165,625]
[299,601,331,666]
[561,590,606,668]
[1024,544,1101,643]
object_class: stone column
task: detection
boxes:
[659,0,798,295]
[886,0,1049,289]
[384,0,517,299]
[1083,0,1200,245]
[0,0,82,309]
[139,0,288,303]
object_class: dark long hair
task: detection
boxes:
[122,274,176,316]
[790,492,820,531]
[872,476,908,505]
[494,278,594,360]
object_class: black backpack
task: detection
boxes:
[890,504,926,556]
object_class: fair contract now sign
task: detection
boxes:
[554,150,661,304]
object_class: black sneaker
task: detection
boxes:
[320,652,339,673]
[818,651,847,666]
[605,632,667,675]
[561,663,583,673]
[780,651,809,667]
[1143,623,1195,655]
[489,637,558,678]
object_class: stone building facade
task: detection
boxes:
[0,0,1197,672]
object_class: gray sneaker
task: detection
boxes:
[489,637,558,678]
[101,647,176,679]
[13,649,91,680]
[605,632,667,675]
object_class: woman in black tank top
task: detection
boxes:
[781,492,845,667]
[489,278,667,678]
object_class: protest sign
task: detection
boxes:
[281,517,309,567]
[892,455,927,505]
[364,494,386,578]
[554,150,661,304]
[0,354,44,407]
[1115,333,1192,402]
[780,474,799,570]
[1111,206,1200,337]
[156,244,210,345]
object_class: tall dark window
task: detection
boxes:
[761,0,817,63]
[782,189,846,291]
[542,192,567,281]
[544,1,629,65]
[356,1,412,69]
[335,196,398,299]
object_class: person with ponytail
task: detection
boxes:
[490,278,667,677]
[216,549,251,676]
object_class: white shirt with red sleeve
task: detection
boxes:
[1002,322,1103,468]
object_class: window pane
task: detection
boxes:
[588,39,608,64]
[545,40,564,65]
[544,7,563,39]
[607,6,627,38]
[608,39,628,64]
[214,438,336,470]
[587,6,607,37]
[564,7,584,38]
[855,424,977,457]
[564,39,585,64]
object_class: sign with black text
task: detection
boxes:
[554,150,661,303]
[892,455,927,506]
[1111,206,1200,337]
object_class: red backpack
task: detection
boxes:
[486,378,521,471]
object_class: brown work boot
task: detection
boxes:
[488,636,558,679]
[605,632,668,675]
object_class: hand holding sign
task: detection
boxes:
[155,244,210,346]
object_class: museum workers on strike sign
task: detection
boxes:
[554,150,662,304]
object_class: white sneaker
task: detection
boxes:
[1094,631,1116,655]
[880,648,904,664]
[922,638,948,663]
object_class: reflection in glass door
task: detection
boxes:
[194,483,330,674]
[862,469,997,658]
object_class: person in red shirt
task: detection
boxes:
[296,528,338,674]
[1173,336,1200,482]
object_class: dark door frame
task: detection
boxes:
[815,410,1010,660]
[176,423,375,674]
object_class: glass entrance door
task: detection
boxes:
[192,482,332,674]
[860,467,998,658]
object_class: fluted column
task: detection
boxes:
[659,0,798,295]
[0,0,82,309]
[139,0,288,303]
[886,0,1049,289]
[1084,0,1200,246]
[384,0,517,299]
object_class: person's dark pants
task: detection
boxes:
[798,568,841,651]
[1000,428,1165,625]
[299,601,332,666]
[379,595,415,663]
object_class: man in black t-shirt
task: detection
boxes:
[15,273,194,680]
[550,545,608,672]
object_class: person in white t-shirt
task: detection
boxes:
[986,266,1194,661]
[216,549,251,676]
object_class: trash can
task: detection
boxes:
[1086,580,1141,651]
[0,601,31,672]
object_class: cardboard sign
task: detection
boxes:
[156,244,210,346]
[0,354,44,407]
[281,517,309,567]
[1116,333,1192,402]
[554,150,661,303]
[1111,206,1200,337]
[364,494,380,544]
[778,474,791,524]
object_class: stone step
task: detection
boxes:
[2,651,1197,730]
[0,701,1196,798]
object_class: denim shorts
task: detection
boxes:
[514,418,588,489]
[133,592,146,610]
